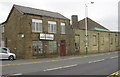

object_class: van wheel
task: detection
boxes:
[9,56,14,61]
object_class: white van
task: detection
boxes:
[0,47,16,60]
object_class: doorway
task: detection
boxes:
[60,40,66,56]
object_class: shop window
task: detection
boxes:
[32,41,43,54]
[48,41,57,53]
[48,21,56,33]
[32,19,43,32]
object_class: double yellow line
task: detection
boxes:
[108,70,120,77]
[0,54,103,67]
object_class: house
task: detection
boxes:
[4,4,74,59]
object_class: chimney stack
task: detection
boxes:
[71,15,78,29]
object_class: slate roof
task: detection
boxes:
[14,4,69,20]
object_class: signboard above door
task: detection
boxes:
[40,33,54,40]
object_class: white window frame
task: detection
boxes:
[48,21,56,33]
[32,41,43,54]
[48,41,57,53]
[61,23,65,34]
[32,19,43,32]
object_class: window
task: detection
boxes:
[93,35,97,46]
[75,36,80,52]
[101,36,104,45]
[0,25,4,33]
[115,35,119,46]
[32,41,43,54]
[48,21,56,33]
[32,19,42,32]
[110,38,113,45]
[48,41,57,53]
[61,23,65,34]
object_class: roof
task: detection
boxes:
[90,27,112,32]
[13,4,69,20]
[0,21,6,25]
[78,18,109,30]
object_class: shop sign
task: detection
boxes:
[40,33,54,40]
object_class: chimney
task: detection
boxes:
[71,15,78,29]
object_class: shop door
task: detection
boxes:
[60,40,66,56]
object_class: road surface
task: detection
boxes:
[0,51,119,77]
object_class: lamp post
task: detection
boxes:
[85,2,94,55]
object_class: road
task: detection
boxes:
[0,51,119,77]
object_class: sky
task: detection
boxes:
[0,0,119,31]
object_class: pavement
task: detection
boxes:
[0,51,119,76]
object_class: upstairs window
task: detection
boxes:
[0,25,4,33]
[48,21,56,33]
[32,19,42,32]
[61,23,65,34]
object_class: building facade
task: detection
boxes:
[72,15,120,54]
[0,5,119,59]
[4,5,74,59]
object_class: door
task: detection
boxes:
[60,40,66,56]
[2,48,9,59]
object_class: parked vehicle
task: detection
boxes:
[0,47,16,60]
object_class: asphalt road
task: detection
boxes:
[0,51,119,76]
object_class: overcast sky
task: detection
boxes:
[0,0,119,31]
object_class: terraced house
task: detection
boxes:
[4,4,74,59]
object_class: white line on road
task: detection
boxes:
[63,64,78,68]
[110,56,118,59]
[12,73,22,76]
[44,64,78,71]
[88,59,105,63]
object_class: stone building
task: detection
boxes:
[72,15,120,54]
[4,4,74,59]
[0,5,119,59]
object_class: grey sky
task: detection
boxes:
[0,0,119,31]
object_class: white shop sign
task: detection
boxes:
[40,33,54,40]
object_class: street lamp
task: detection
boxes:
[85,2,94,55]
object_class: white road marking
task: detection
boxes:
[88,59,105,63]
[44,64,78,71]
[110,56,118,59]
[44,67,62,71]
[12,73,22,76]
[63,64,78,68]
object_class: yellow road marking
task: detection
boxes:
[107,70,120,77]
[0,54,103,67]
[111,71,120,76]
